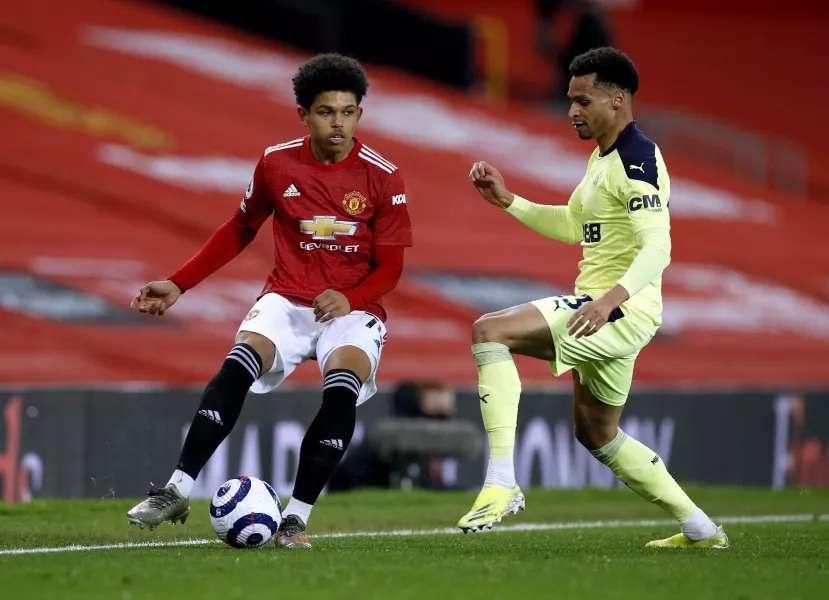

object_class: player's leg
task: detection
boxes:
[276,312,382,549]
[474,302,556,480]
[457,303,554,532]
[127,294,303,530]
[172,330,274,492]
[574,363,728,549]
[126,332,272,529]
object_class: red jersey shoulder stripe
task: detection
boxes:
[358,147,397,174]
[360,145,397,170]
[264,138,304,156]
[358,151,394,174]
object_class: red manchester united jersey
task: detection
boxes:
[236,136,412,321]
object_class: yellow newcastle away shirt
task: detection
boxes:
[509,121,671,326]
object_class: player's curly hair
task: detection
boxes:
[569,47,640,95]
[292,53,369,110]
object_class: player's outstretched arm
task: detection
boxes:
[468,161,582,244]
[166,219,260,293]
[130,155,273,317]
[129,219,258,317]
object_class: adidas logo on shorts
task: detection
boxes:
[283,184,300,197]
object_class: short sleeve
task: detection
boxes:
[371,169,413,246]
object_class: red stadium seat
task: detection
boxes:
[1,0,828,387]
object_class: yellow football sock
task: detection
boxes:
[592,429,697,522]
[472,343,521,464]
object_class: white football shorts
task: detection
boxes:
[236,292,386,406]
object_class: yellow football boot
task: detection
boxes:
[457,484,525,533]
[646,525,729,549]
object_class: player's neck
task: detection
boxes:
[596,116,634,155]
[308,137,356,165]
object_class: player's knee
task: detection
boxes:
[472,313,509,346]
[323,346,371,383]
[235,331,275,374]
[574,420,597,451]
[574,422,593,450]
[574,417,616,452]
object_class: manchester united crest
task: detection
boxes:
[342,191,368,216]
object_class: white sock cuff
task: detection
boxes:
[167,469,195,498]
[285,497,314,525]
[681,508,717,541]
[484,458,516,488]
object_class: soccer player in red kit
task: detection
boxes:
[126,54,413,548]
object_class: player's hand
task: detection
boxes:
[468,161,514,209]
[130,280,182,316]
[567,286,630,339]
[314,289,351,323]
[567,296,615,339]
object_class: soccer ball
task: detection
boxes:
[209,476,283,549]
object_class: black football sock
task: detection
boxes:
[176,343,262,479]
[290,369,361,507]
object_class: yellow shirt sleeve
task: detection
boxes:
[617,228,671,297]
[505,193,583,245]
[619,179,670,235]
[614,167,672,297]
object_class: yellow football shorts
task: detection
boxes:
[531,294,658,406]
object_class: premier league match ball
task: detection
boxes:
[209,476,283,549]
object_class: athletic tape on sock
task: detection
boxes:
[472,342,512,366]
[590,428,629,464]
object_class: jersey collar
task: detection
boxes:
[301,135,362,171]
[598,120,637,158]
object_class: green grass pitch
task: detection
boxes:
[1,486,828,599]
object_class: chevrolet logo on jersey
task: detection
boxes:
[299,216,358,240]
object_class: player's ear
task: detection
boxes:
[356,106,363,123]
[297,105,309,127]
[612,90,624,109]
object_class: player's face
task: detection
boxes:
[567,74,617,141]
[300,91,363,152]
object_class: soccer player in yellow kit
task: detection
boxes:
[457,47,728,549]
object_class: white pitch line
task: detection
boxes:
[0,514,825,556]
[313,513,819,539]
[315,522,644,539]
[0,538,218,556]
